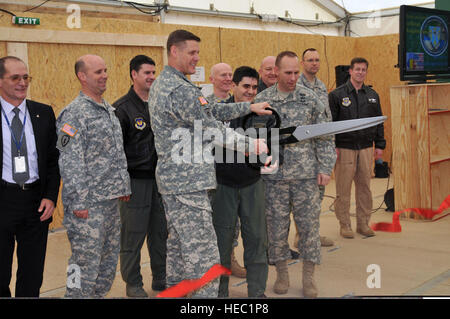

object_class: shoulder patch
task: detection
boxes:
[198,96,208,106]
[56,132,72,150]
[61,123,78,137]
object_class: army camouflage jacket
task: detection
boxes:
[298,73,331,121]
[254,83,336,180]
[148,65,255,195]
[56,92,131,211]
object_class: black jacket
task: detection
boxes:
[0,100,60,204]
[215,96,261,188]
[328,80,386,150]
[257,79,269,93]
[113,86,157,179]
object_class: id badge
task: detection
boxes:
[14,156,26,173]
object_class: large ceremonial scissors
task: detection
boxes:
[243,108,387,167]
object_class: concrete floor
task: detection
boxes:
[9,177,450,298]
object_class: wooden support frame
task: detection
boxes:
[0,26,168,65]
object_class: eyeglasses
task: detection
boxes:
[3,75,32,83]
[304,59,320,63]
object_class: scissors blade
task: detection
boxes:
[292,116,387,142]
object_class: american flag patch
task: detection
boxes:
[61,123,78,137]
[198,96,208,106]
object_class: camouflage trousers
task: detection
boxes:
[264,179,321,265]
[64,200,120,298]
[162,191,220,298]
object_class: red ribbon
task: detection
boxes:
[156,264,231,298]
[371,194,450,232]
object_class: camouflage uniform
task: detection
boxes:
[148,66,255,297]
[254,84,336,265]
[298,73,334,200]
[298,73,330,120]
[56,92,131,298]
[205,93,230,104]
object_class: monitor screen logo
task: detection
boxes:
[420,15,448,57]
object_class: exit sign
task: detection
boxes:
[12,16,40,25]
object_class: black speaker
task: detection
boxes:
[374,161,390,178]
[384,188,395,212]
[335,65,350,87]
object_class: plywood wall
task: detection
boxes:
[0,9,401,229]
[0,41,6,58]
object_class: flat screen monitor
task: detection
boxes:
[399,5,450,82]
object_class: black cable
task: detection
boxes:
[124,1,166,16]
[0,8,16,16]
[126,2,162,16]
[23,0,51,13]
[278,16,347,30]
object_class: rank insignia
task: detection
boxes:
[342,97,351,107]
[135,117,146,130]
[198,96,208,106]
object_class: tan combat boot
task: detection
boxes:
[231,249,246,278]
[320,236,334,247]
[273,260,289,294]
[302,261,318,298]
[340,223,354,238]
[356,224,375,237]
[294,231,300,250]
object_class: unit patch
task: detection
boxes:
[342,97,351,107]
[135,117,146,130]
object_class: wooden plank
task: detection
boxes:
[427,83,450,110]
[0,26,166,48]
[431,160,450,211]
[429,112,450,162]
[219,28,278,73]
[391,85,431,215]
[391,86,410,212]
[414,86,432,211]
[391,84,450,216]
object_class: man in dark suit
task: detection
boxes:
[0,56,60,297]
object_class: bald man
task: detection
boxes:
[258,56,277,93]
[56,54,131,298]
[206,63,233,102]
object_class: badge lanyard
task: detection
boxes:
[1,106,27,156]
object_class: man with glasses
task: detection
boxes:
[0,56,60,297]
[295,48,335,248]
